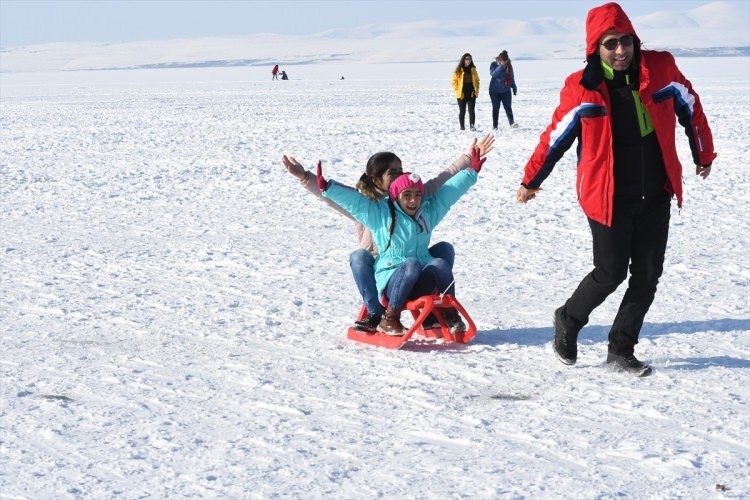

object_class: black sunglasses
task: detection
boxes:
[601,34,634,50]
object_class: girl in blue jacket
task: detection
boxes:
[317,148,486,335]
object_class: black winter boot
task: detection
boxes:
[443,308,466,334]
[553,306,581,365]
[354,312,382,333]
[422,313,441,330]
[606,353,653,377]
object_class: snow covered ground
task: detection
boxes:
[1,57,749,498]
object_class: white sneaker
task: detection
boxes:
[510,123,519,129]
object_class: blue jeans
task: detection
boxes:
[350,241,454,314]
[489,91,514,127]
[384,256,456,311]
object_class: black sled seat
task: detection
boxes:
[346,294,477,349]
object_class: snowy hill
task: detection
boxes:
[0,1,748,73]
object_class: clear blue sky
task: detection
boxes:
[1,0,745,47]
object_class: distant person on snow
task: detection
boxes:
[516,2,716,376]
[315,148,486,335]
[281,70,288,80]
[281,134,494,333]
[489,50,518,129]
[451,53,480,131]
[272,64,279,80]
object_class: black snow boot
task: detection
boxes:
[422,313,441,330]
[354,312,382,333]
[606,353,653,377]
[443,308,466,334]
[553,306,580,365]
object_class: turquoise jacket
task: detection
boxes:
[323,169,477,297]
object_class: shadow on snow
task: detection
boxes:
[475,318,750,368]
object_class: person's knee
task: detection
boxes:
[402,257,421,271]
[398,258,422,281]
[429,241,455,264]
[628,267,662,294]
[592,266,627,293]
[349,249,373,271]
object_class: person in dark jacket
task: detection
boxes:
[280,70,288,80]
[489,50,518,129]
[516,2,716,376]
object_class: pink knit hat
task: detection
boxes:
[389,172,424,201]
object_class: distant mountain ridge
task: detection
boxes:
[1,1,747,73]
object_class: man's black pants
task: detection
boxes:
[563,194,671,356]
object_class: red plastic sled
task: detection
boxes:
[346,294,477,349]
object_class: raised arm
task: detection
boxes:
[423,134,495,196]
[281,154,358,221]
[318,161,385,231]
[428,147,484,226]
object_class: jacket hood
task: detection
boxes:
[585,2,639,58]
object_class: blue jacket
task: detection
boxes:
[323,169,477,296]
[489,61,517,94]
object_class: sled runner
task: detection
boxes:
[346,294,477,349]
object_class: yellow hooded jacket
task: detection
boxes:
[451,67,480,99]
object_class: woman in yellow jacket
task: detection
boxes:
[451,53,480,131]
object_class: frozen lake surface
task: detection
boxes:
[1,58,749,498]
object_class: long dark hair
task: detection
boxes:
[455,53,475,74]
[356,152,401,201]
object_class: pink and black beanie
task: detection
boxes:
[389,173,424,201]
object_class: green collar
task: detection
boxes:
[600,59,637,86]
[601,60,615,80]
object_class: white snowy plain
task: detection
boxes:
[1,57,749,499]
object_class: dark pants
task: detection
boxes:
[562,194,671,356]
[456,97,476,129]
[489,91,513,127]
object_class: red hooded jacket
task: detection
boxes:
[521,2,716,226]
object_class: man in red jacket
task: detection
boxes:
[517,2,716,376]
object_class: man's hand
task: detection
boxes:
[282,155,306,180]
[696,164,712,180]
[517,186,541,203]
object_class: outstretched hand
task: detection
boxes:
[469,146,487,173]
[316,161,329,191]
[281,155,306,180]
[467,133,495,158]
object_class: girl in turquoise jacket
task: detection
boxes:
[317,148,486,335]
